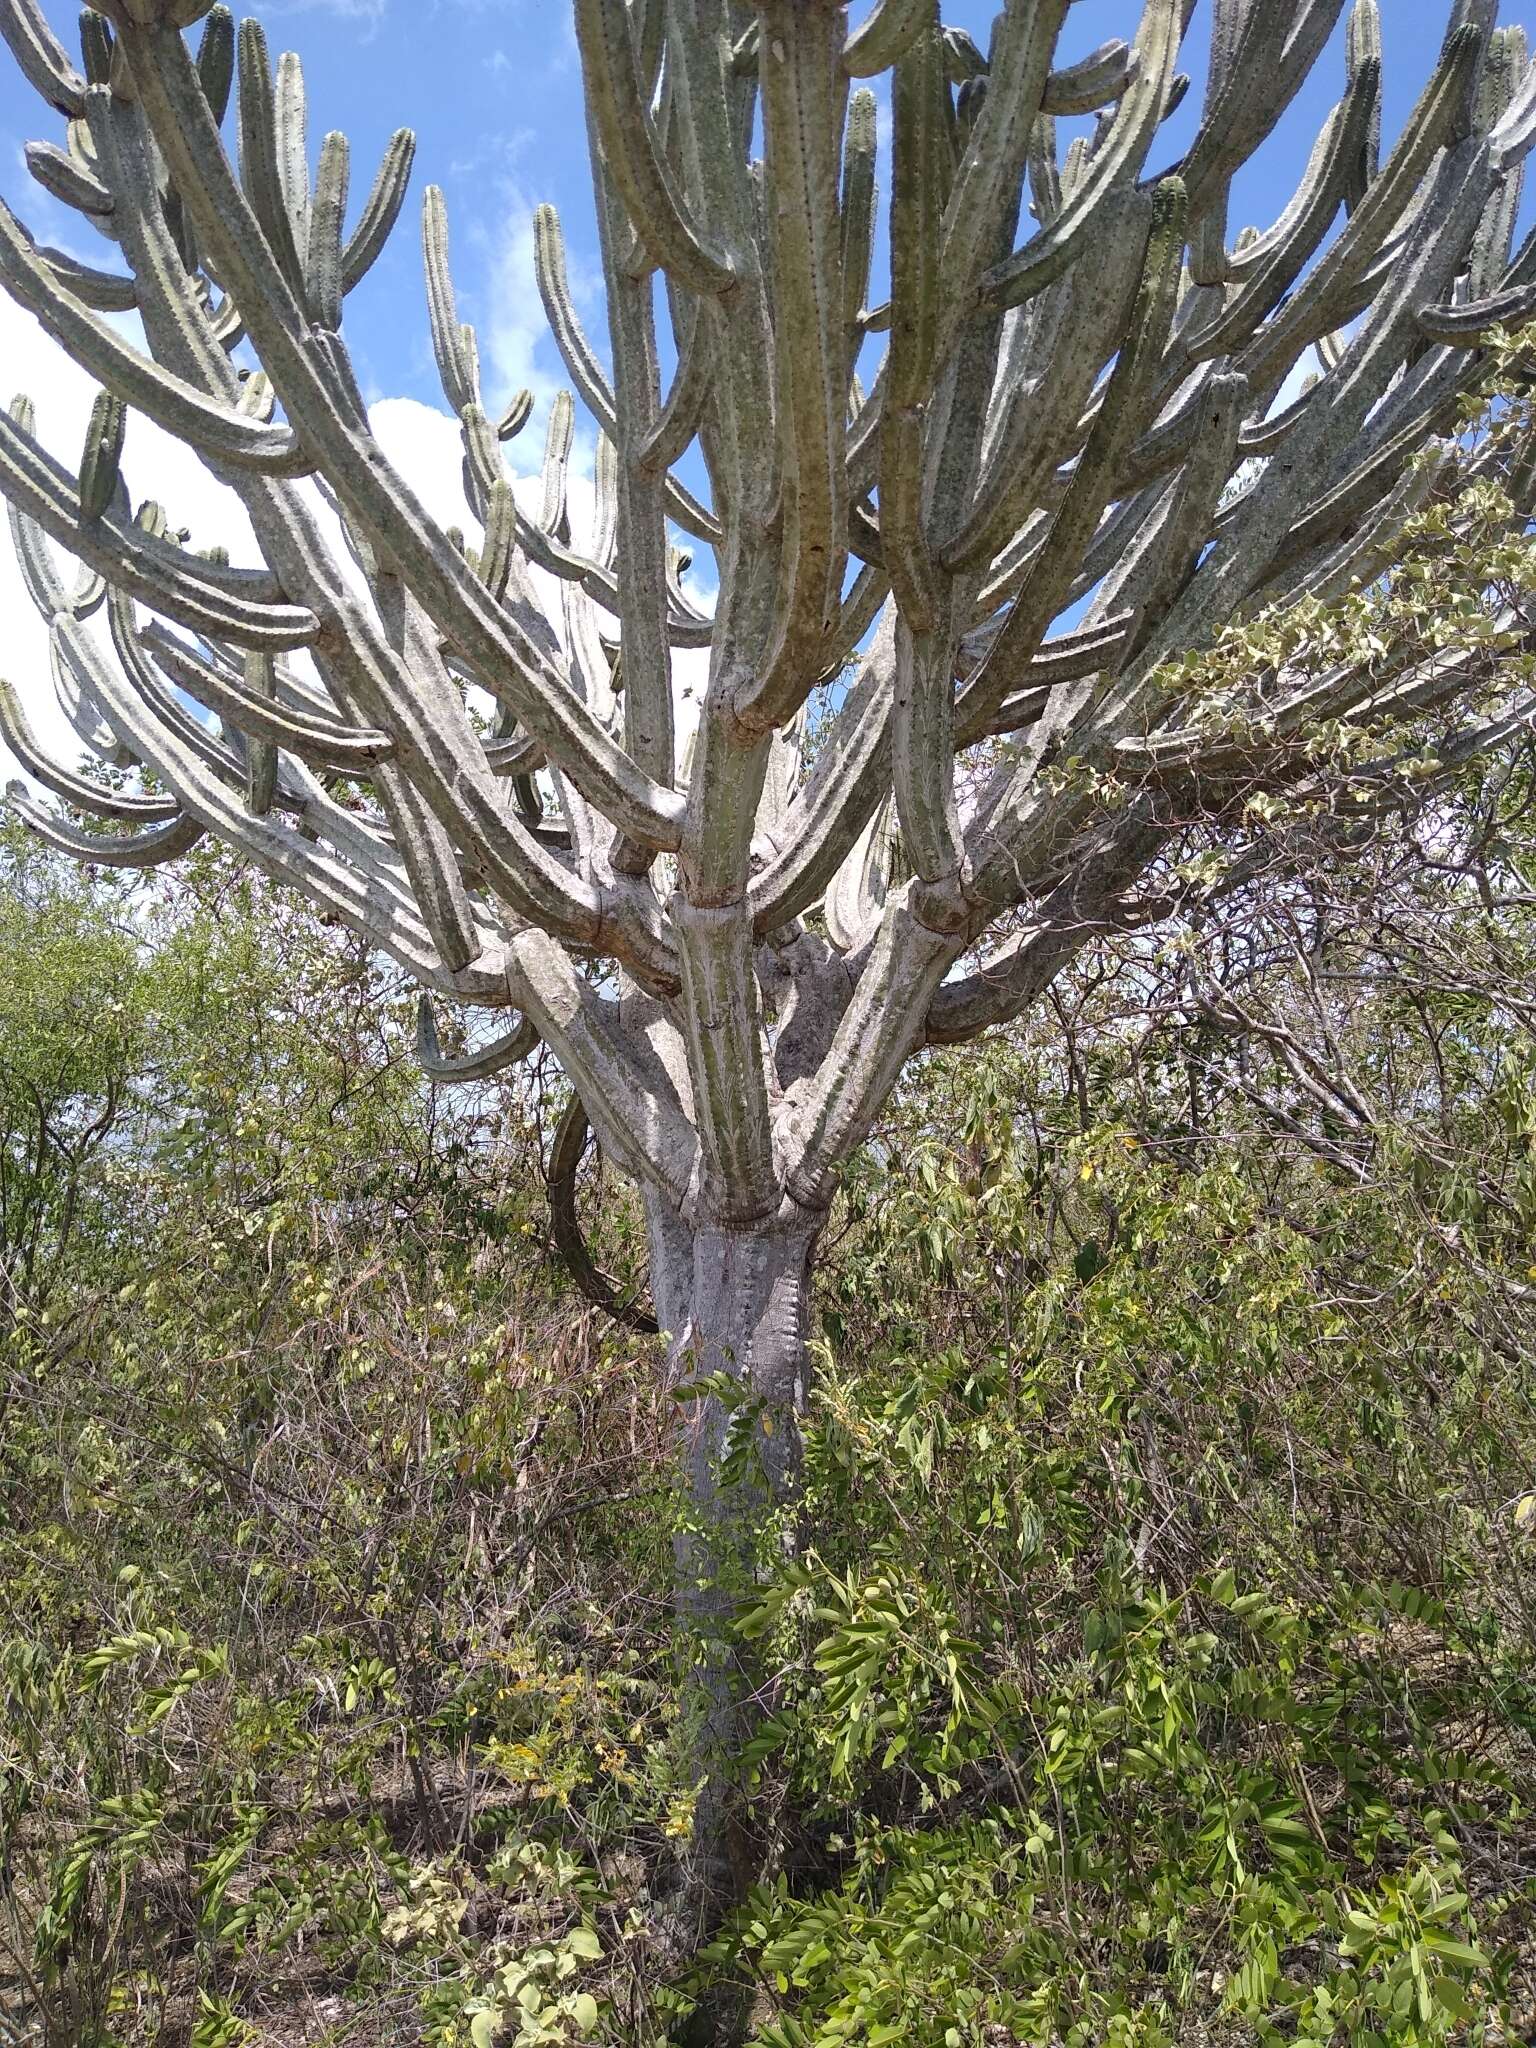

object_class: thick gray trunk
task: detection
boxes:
[645,1197,820,1982]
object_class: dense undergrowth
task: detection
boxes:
[2,819,1535,2048]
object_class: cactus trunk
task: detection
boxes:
[646,1199,821,1956]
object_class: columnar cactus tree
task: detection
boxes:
[4,0,1536,1923]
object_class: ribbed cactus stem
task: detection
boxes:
[77,387,125,522]
[79,9,113,85]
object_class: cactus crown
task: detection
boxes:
[0,0,1532,1231]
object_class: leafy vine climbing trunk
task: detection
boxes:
[645,1197,822,1924]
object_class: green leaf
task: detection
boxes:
[566,1924,603,1961]
[470,2013,502,2048]
[1418,1933,1491,1968]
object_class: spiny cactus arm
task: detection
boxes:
[572,0,733,296]
[823,795,892,955]
[340,127,415,294]
[237,17,305,300]
[1090,370,1247,689]
[0,0,84,113]
[117,20,685,855]
[540,207,720,540]
[663,0,777,531]
[533,205,718,542]
[509,927,699,1206]
[372,758,483,978]
[496,498,711,651]
[104,583,252,787]
[421,183,477,415]
[582,149,674,818]
[729,0,849,737]
[0,407,320,650]
[673,898,779,1224]
[128,564,507,988]
[878,9,945,637]
[0,677,178,819]
[532,204,617,440]
[824,561,888,678]
[1137,136,1494,682]
[48,629,131,768]
[561,583,619,790]
[1180,0,1349,279]
[5,779,206,865]
[1044,37,1138,117]
[416,990,539,1083]
[57,605,511,995]
[1419,277,1536,342]
[1236,27,1485,395]
[1250,365,1470,596]
[4,416,106,623]
[547,1096,660,1333]
[139,621,397,769]
[784,888,958,1209]
[273,756,426,888]
[958,177,1186,742]
[0,203,310,475]
[937,0,1064,348]
[1184,62,1379,363]
[1491,47,1536,171]
[31,241,137,311]
[1261,441,1455,614]
[746,615,896,937]
[960,607,1137,698]
[535,391,573,539]
[305,128,348,332]
[891,596,970,932]
[940,187,1151,578]
[843,0,929,78]
[242,692,278,817]
[923,813,1166,1046]
[362,567,621,978]
[26,138,114,217]
[1465,27,1526,288]
[838,88,877,398]
[979,0,1181,312]
[636,295,709,477]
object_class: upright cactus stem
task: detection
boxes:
[79,10,113,85]
[2,0,1535,1933]
[77,388,125,522]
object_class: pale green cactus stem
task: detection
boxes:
[79,10,114,86]
[240,650,278,816]
[77,387,126,521]
[0,0,86,114]
[416,990,538,1082]
[0,676,176,817]
[497,388,533,442]
[339,126,415,293]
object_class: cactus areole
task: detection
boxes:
[4,0,1536,1938]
